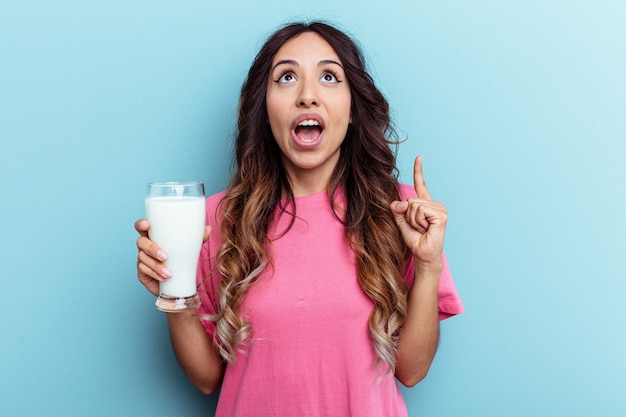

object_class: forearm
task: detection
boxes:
[166,312,225,395]
[394,264,441,387]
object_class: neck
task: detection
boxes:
[286,172,331,197]
[281,157,338,198]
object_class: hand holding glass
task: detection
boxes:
[145,182,205,312]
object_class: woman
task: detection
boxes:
[136,21,463,416]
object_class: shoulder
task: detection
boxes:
[398,183,417,200]
[207,190,227,205]
[203,190,228,228]
[206,190,227,212]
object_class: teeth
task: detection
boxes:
[298,120,320,127]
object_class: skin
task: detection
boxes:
[136,220,223,394]
[136,33,447,393]
[266,32,352,197]
[391,155,446,386]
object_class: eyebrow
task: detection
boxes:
[271,59,344,73]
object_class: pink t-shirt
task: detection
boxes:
[196,185,464,416]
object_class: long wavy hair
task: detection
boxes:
[207,21,409,373]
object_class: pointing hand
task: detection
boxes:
[390,156,447,271]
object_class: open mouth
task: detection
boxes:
[294,119,324,143]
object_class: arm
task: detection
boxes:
[394,264,441,387]
[135,219,225,394]
[166,312,225,395]
[390,156,448,387]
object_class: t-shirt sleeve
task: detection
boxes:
[403,252,464,320]
[399,184,464,320]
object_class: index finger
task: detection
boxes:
[413,155,433,201]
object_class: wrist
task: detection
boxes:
[166,311,199,326]
[413,257,443,276]
[408,264,440,301]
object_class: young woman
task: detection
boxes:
[135,21,463,416]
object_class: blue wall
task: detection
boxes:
[1,1,624,416]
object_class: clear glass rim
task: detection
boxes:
[147,181,203,188]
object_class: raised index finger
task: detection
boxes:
[413,155,433,201]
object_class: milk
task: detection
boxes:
[145,196,205,298]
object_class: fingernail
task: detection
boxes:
[161,267,172,279]
[397,201,408,210]
[157,250,167,260]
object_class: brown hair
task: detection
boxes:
[209,21,409,373]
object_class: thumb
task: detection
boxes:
[390,200,408,224]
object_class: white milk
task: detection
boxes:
[145,196,206,297]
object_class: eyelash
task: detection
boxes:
[321,68,341,83]
[273,69,296,84]
[273,68,343,84]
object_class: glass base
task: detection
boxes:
[155,293,201,312]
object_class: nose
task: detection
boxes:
[297,77,319,108]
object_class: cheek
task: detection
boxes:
[266,91,289,119]
[266,100,281,131]
[267,113,288,140]
[334,92,352,124]
[266,106,288,143]
[338,101,353,127]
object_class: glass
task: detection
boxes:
[145,181,205,312]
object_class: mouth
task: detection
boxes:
[295,120,323,142]
[292,115,325,147]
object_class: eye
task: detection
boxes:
[275,71,296,84]
[321,72,339,84]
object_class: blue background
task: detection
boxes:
[1,1,625,416]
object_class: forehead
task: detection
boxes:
[272,32,341,64]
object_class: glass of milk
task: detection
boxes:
[145,181,205,312]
